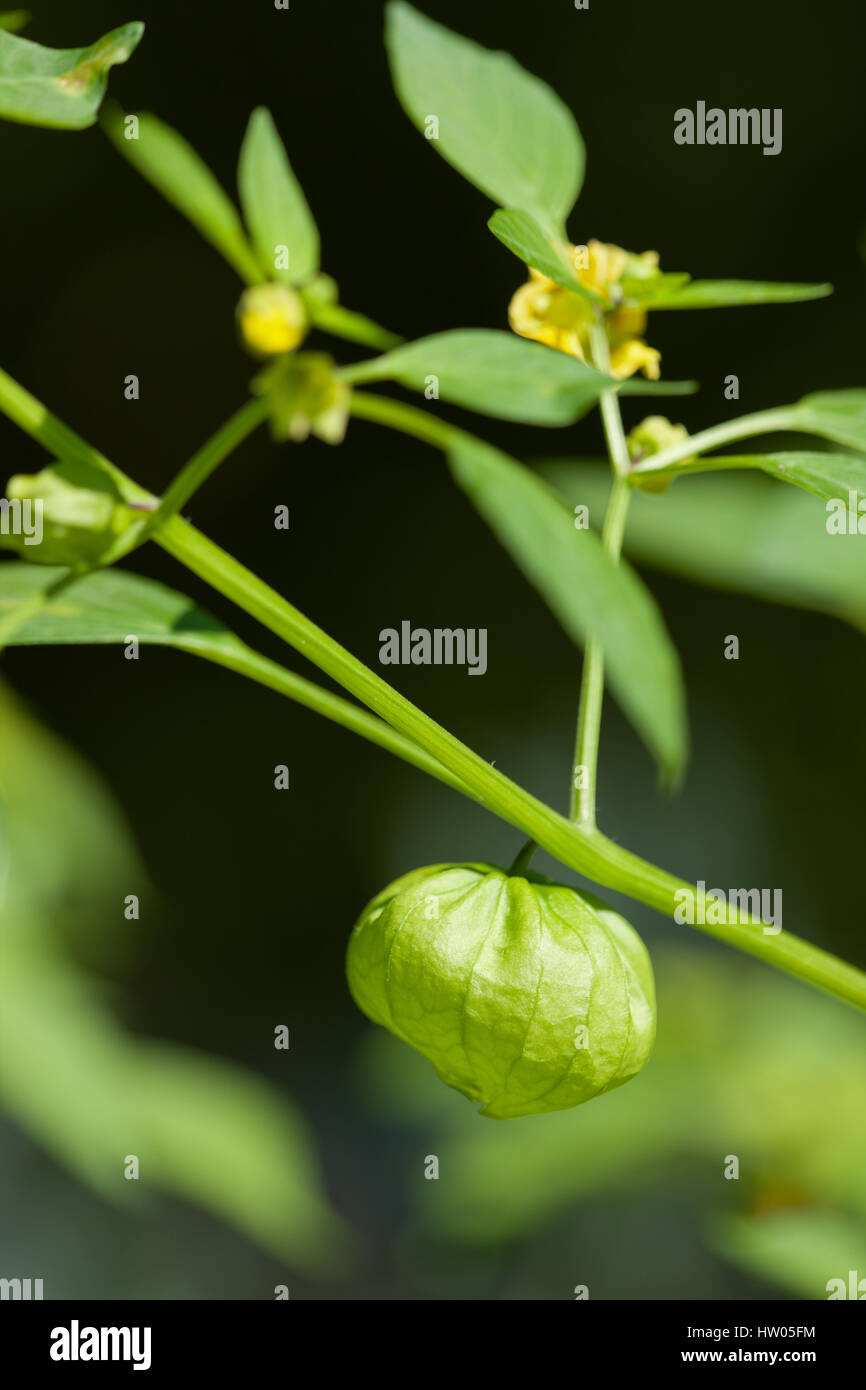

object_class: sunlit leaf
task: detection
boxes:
[488,208,602,300]
[789,389,866,455]
[386,2,584,222]
[103,106,263,285]
[238,106,320,285]
[344,330,694,426]
[539,462,866,633]
[625,277,832,310]
[448,435,687,781]
[0,20,143,129]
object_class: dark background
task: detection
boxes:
[1,0,865,1299]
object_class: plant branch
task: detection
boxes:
[629,406,800,480]
[1,365,865,1010]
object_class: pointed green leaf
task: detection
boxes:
[103,106,263,285]
[625,277,832,310]
[238,106,320,285]
[0,20,143,129]
[541,461,866,634]
[342,330,694,426]
[488,208,603,301]
[789,389,866,454]
[722,451,866,507]
[386,2,584,222]
[640,447,866,507]
[0,563,468,791]
[448,436,687,781]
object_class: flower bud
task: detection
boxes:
[252,352,350,445]
[238,283,308,357]
[627,415,694,493]
[346,863,655,1119]
[1,466,135,566]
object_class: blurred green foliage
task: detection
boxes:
[0,681,349,1271]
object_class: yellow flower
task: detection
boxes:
[508,239,661,380]
[238,284,308,357]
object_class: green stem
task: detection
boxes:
[308,302,403,352]
[349,389,455,448]
[148,399,269,531]
[570,325,633,824]
[154,513,866,1011]
[630,406,799,480]
[1,366,865,1010]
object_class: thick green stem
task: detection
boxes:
[1,366,865,1010]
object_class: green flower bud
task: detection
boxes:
[346,863,656,1119]
[1,466,136,567]
[627,415,694,494]
[252,351,351,445]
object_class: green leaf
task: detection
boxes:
[714,1210,866,1300]
[665,450,866,508]
[238,106,320,285]
[0,561,238,652]
[385,2,584,223]
[103,106,263,286]
[0,682,349,1269]
[0,20,143,129]
[343,330,693,426]
[0,563,471,794]
[739,450,866,506]
[539,462,866,633]
[488,208,603,301]
[789,389,866,454]
[625,277,832,310]
[448,436,687,781]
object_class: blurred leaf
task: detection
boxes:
[307,301,402,351]
[386,2,584,222]
[345,330,693,426]
[360,949,866,1257]
[714,1211,866,1300]
[238,106,319,285]
[448,435,687,781]
[625,278,832,309]
[103,106,263,285]
[0,679,350,1269]
[0,935,349,1269]
[0,681,140,922]
[0,21,143,129]
[539,462,866,632]
[488,209,601,300]
[0,11,28,33]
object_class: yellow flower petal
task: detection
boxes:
[609,339,662,380]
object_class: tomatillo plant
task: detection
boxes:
[2,6,865,1122]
